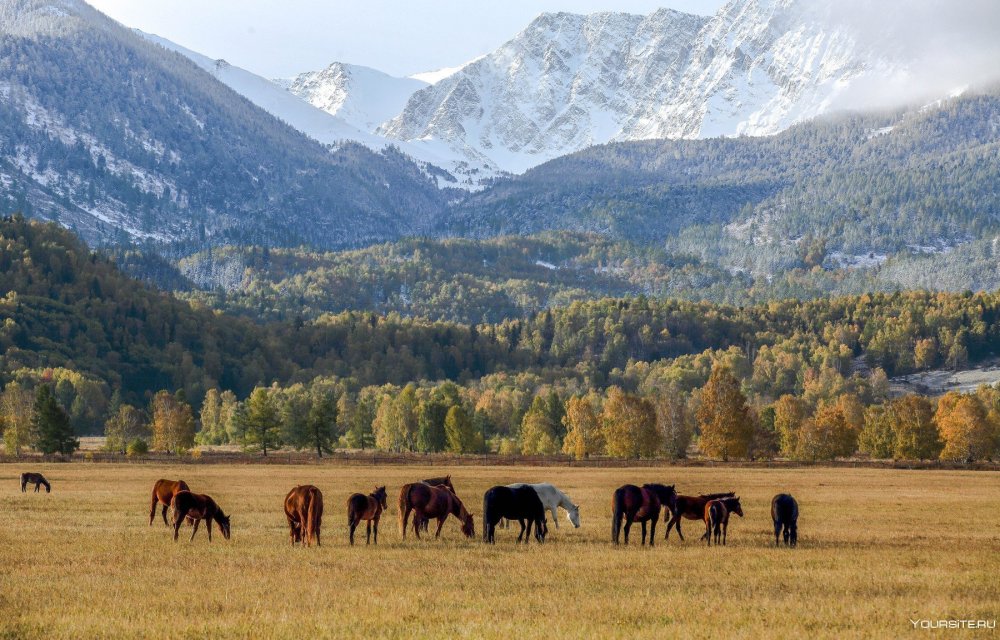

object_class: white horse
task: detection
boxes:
[506,482,580,529]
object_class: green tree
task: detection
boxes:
[652,388,692,459]
[236,387,281,456]
[33,385,78,455]
[859,404,895,459]
[305,385,338,457]
[104,404,147,454]
[520,395,561,455]
[887,395,941,460]
[445,405,480,453]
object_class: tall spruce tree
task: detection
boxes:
[33,385,78,456]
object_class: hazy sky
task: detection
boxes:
[86,1,728,79]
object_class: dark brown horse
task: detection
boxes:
[611,484,661,546]
[664,491,735,541]
[398,482,474,540]
[149,479,190,526]
[171,491,231,542]
[20,472,50,493]
[347,486,388,545]
[771,493,798,547]
[701,496,743,546]
[284,485,323,547]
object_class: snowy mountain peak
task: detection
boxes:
[283,62,426,133]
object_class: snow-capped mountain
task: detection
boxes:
[377,0,995,175]
[283,62,427,133]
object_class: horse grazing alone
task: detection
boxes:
[611,484,662,546]
[483,485,547,544]
[506,483,581,529]
[284,485,323,547]
[398,482,474,540]
[150,479,190,526]
[20,472,50,493]
[664,491,735,541]
[170,491,231,542]
[347,486,388,545]
[771,493,799,547]
[701,496,743,546]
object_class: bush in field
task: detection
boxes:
[126,438,149,457]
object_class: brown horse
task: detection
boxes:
[170,491,231,542]
[701,496,743,546]
[284,485,323,547]
[347,486,388,545]
[611,484,661,546]
[664,491,735,541]
[398,482,474,540]
[417,475,454,531]
[20,472,50,493]
[149,479,190,526]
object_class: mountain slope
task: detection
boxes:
[284,62,427,134]
[0,0,447,249]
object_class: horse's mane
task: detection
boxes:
[700,492,735,500]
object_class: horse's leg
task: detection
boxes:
[640,520,647,546]
[34,482,39,493]
[517,519,526,543]
[412,509,423,540]
[623,518,632,545]
[349,518,357,545]
[551,506,560,529]
[434,516,446,539]
[149,494,158,526]
[401,505,411,540]
[676,517,685,542]
[373,515,379,545]
[649,516,657,547]
[190,518,201,542]
[366,521,372,545]
[161,503,170,527]
[172,508,185,542]
[206,518,213,542]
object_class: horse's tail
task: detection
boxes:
[611,488,624,544]
[305,487,321,545]
[482,490,491,542]
[398,484,410,536]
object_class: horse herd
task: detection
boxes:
[20,471,800,547]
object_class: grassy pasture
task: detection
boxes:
[0,463,997,639]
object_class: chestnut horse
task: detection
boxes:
[20,472,50,493]
[149,479,190,526]
[398,482,474,540]
[611,484,661,546]
[347,486,388,545]
[284,485,323,547]
[417,475,454,531]
[664,491,735,541]
[170,491,231,542]
[701,496,743,546]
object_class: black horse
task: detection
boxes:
[771,493,798,547]
[483,485,547,544]
[20,472,50,493]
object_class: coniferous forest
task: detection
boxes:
[3,216,999,463]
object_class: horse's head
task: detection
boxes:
[568,503,581,528]
[374,486,388,509]
[728,497,744,518]
[461,511,475,538]
[217,513,232,540]
[535,518,548,543]
[44,481,51,493]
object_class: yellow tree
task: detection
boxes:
[773,394,808,457]
[795,403,856,461]
[697,365,753,461]
[601,387,659,459]
[936,392,992,461]
[520,396,560,455]
[1,381,35,455]
[652,388,692,459]
[887,394,940,460]
[150,391,195,453]
[562,394,603,459]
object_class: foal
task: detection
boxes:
[702,496,743,546]
[171,491,231,542]
[285,485,323,547]
[20,472,50,493]
[347,486,388,545]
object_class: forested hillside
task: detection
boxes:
[0,0,446,250]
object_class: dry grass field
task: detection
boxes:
[0,463,997,639]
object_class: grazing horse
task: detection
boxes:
[664,491,735,541]
[149,479,190,526]
[506,483,581,529]
[347,486,388,545]
[611,484,661,546]
[417,475,454,531]
[20,472,50,493]
[284,485,323,547]
[483,485,547,544]
[701,496,743,546]
[170,491,231,542]
[772,493,799,547]
[398,482,474,540]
